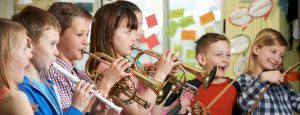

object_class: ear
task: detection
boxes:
[252,43,260,55]
[196,53,206,66]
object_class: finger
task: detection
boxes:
[171,51,179,61]
[87,84,95,94]
[112,57,124,66]
[117,58,129,68]
[76,80,84,91]
[120,61,131,71]
[166,49,173,59]
[81,82,90,92]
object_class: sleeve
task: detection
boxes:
[287,83,300,112]
[237,74,267,111]
[63,106,82,115]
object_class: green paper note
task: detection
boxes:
[165,20,179,37]
[185,49,195,59]
[179,16,194,28]
[173,45,183,55]
[169,8,184,19]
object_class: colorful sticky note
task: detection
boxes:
[173,45,183,55]
[185,49,195,59]
[179,16,194,28]
[181,30,196,40]
[139,35,147,42]
[204,26,215,33]
[200,11,215,25]
[145,34,159,49]
[165,20,179,38]
[146,14,158,28]
[169,8,184,19]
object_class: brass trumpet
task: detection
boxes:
[131,45,217,99]
[82,49,151,109]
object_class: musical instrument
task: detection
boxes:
[163,84,198,115]
[248,61,300,115]
[191,101,210,115]
[83,49,170,108]
[52,62,123,113]
[131,45,217,104]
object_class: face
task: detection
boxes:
[135,11,144,40]
[31,27,59,70]
[113,19,137,57]
[197,41,231,78]
[58,17,90,62]
[10,33,32,83]
[253,44,286,71]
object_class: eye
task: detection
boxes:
[77,33,83,37]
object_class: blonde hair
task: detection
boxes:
[244,28,288,75]
[0,18,27,89]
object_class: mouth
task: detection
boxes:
[218,65,227,72]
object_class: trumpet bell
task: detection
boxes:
[203,65,217,89]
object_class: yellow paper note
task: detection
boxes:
[181,30,196,40]
[179,16,194,28]
[200,11,215,25]
[169,8,184,19]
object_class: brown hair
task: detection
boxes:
[195,33,229,56]
[48,2,93,35]
[12,6,61,43]
[115,0,142,12]
[0,18,27,89]
[245,28,288,75]
[88,3,138,73]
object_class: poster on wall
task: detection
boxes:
[248,0,273,20]
[230,34,251,54]
[228,8,252,30]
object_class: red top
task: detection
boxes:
[191,79,238,115]
[0,87,9,103]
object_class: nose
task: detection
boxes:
[273,54,281,64]
[54,47,59,56]
[82,35,88,46]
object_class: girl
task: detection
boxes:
[114,1,191,114]
[43,2,131,112]
[237,28,300,114]
[89,2,179,114]
[13,6,94,115]
[0,18,33,115]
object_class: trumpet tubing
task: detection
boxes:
[82,49,166,108]
[131,45,217,89]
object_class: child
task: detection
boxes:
[42,2,131,112]
[237,28,300,114]
[0,18,34,115]
[89,2,180,114]
[12,6,94,114]
[191,33,240,115]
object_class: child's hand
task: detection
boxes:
[260,70,284,84]
[71,80,95,111]
[154,49,180,81]
[178,96,191,114]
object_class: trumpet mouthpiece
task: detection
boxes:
[81,48,88,54]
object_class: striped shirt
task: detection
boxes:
[41,58,92,110]
[237,73,300,115]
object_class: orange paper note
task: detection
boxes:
[146,14,158,28]
[181,30,196,40]
[199,11,215,25]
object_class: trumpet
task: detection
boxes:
[52,62,123,113]
[83,49,171,108]
[131,45,217,94]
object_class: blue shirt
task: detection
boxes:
[19,75,82,115]
[237,73,300,114]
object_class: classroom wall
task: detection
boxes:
[224,0,299,90]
